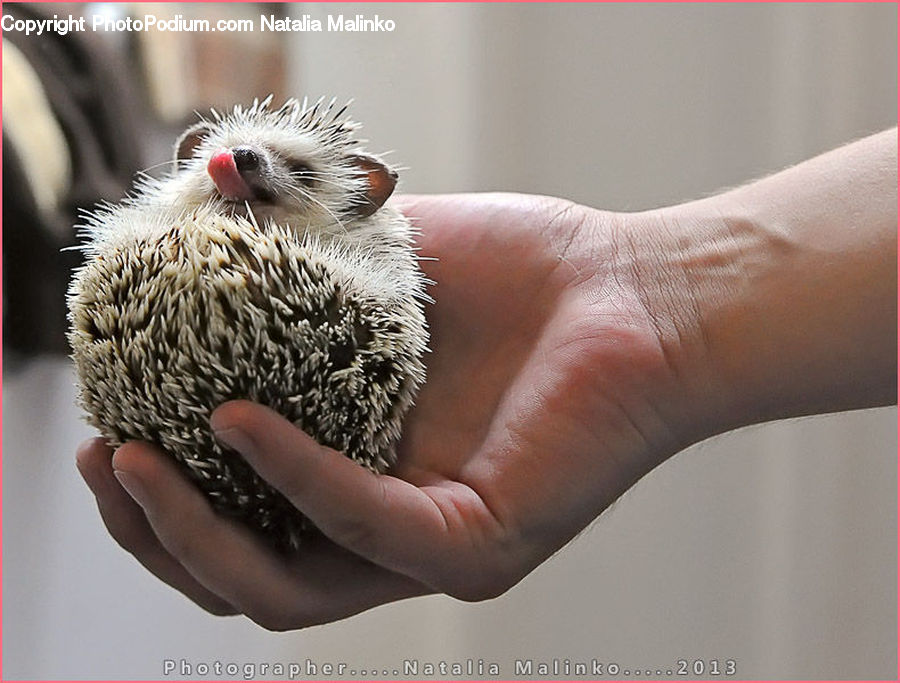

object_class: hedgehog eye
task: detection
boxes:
[287,160,316,185]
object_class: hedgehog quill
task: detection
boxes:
[67,97,429,553]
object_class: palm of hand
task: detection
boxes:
[384,194,679,595]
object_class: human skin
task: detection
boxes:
[76,128,897,630]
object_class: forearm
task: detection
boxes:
[639,129,897,438]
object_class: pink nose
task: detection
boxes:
[207,148,253,201]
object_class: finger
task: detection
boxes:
[111,441,429,630]
[391,193,457,252]
[75,438,238,616]
[391,192,455,217]
[209,401,494,582]
[389,192,427,213]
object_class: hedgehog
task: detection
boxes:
[67,97,429,553]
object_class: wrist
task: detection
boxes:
[605,207,745,445]
[631,201,802,438]
[636,132,897,440]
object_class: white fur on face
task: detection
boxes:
[162,98,379,238]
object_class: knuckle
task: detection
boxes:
[438,556,519,602]
[247,606,298,632]
[291,609,330,629]
[206,604,240,618]
[446,575,513,602]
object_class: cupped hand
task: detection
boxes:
[77,193,696,630]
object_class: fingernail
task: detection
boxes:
[213,426,255,456]
[74,449,89,476]
[75,437,105,470]
[114,470,147,506]
[75,439,94,465]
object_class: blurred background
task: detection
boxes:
[2,2,896,679]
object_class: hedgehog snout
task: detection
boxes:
[208,148,254,201]
[208,146,276,203]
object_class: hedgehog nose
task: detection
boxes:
[232,146,260,173]
[207,148,254,201]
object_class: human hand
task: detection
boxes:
[77,192,701,629]
[77,129,897,630]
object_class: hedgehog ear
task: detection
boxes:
[348,154,397,218]
[174,122,211,167]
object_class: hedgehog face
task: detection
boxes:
[164,97,397,235]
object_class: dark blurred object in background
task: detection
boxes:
[2,2,288,363]
[3,2,147,360]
